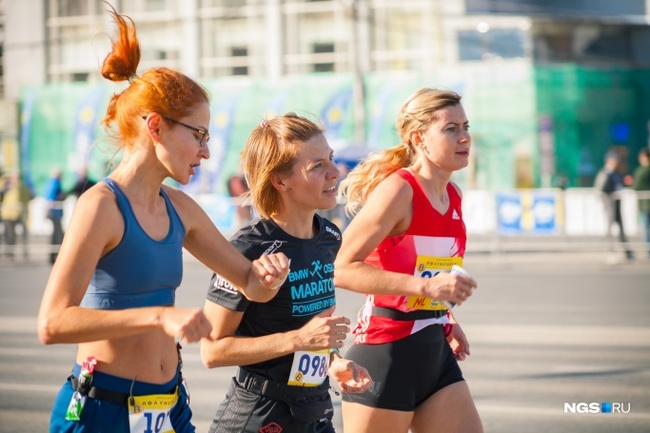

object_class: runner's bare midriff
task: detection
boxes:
[75,330,179,383]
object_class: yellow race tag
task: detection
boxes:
[407,256,462,310]
[128,388,178,433]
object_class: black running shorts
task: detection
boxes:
[208,378,336,433]
[341,324,464,411]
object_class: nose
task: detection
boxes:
[329,161,341,179]
[460,129,471,143]
[200,143,211,159]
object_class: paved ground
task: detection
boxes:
[0,247,649,432]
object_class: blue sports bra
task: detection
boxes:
[80,178,185,310]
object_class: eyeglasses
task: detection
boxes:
[164,116,210,148]
[142,115,210,148]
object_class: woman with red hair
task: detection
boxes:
[38,4,288,432]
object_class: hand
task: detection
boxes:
[160,307,212,344]
[328,356,373,393]
[294,306,350,351]
[446,322,470,361]
[623,174,633,187]
[251,252,290,293]
[425,271,477,307]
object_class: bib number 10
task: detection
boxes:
[129,409,174,433]
[128,391,178,433]
[142,412,170,433]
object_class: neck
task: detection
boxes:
[409,166,450,196]
[109,155,167,205]
[271,210,317,239]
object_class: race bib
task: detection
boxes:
[128,388,178,433]
[406,256,462,310]
[287,350,329,387]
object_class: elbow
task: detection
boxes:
[201,357,217,369]
[202,358,227,369]
[200,342,226,369]
[37,316,58,345]
[243,290,275,303]
[333,262,350,290]
[333,273,344,290]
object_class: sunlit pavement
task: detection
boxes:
[1,246,648,432]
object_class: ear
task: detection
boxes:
[408,130,422,148]
[270,172,290,192]
[143,113,163,142]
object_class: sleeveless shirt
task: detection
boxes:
[80,178,185,310]
[352,169,467,344]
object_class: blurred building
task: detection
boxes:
[2,0,650,193]
[2,1,648,86]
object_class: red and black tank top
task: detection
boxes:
[352,169,467,344]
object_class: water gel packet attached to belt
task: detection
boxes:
[65,356,97,421]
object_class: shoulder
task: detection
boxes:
[160,184,193,207]
[317,214,342,242]
[76,181,119,211]
[230,219,279,257]
[373,170,415,200]
[369,170,416,211]
[159,184,206,225]
[63,182,126,245]
[594,169,613,189]
[633,166,650,189]
[68,183,126,227]
[350,170,414,235]
[449,181,463,199]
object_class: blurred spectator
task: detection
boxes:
[68,166,96,197]
[0,167,5,231]
[632,147,650,258]
[0,166,5,203]
[594,151,634,260]
[43,169,65,264]
[0,172,34,258]
[226,169,252,228]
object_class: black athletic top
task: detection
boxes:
[206,214,341,383]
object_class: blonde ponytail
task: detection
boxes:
[340,145,412,215]
[340,87,462,215]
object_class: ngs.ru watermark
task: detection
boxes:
[564,402,631,414]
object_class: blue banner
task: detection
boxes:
[496,193,523,234]
[532,193,557,234]
[321,87,352,140]
[71,85,104,171]
[184,93,239,194]
[367,84,394,149]
[19,90,36,191]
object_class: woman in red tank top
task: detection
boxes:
[335,88,483,433]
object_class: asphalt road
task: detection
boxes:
[1,250,649,433]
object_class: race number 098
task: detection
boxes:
[298,353,328,378]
